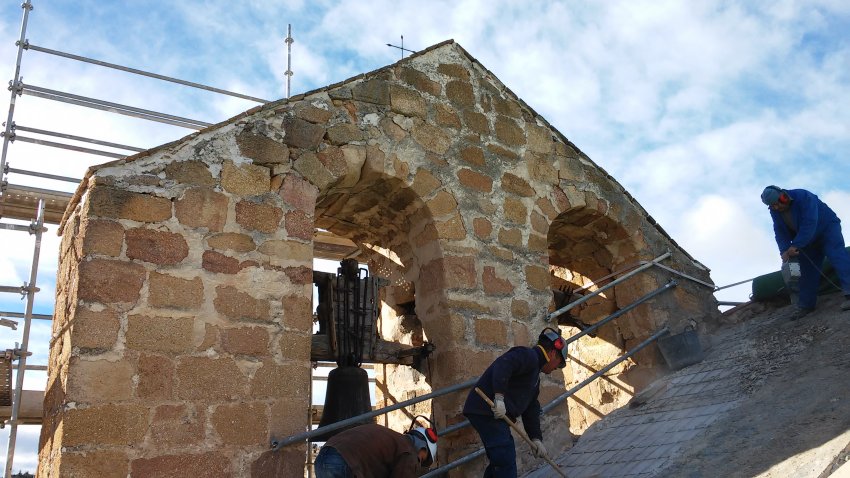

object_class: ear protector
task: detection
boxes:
[539,327,567,368]
[764,185,791,205]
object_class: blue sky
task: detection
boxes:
[1,0,849,472]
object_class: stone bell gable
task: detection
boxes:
[39,40,717,477]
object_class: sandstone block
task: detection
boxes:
[427,190,459,217]
[528,233,548,252]
[473,217,493,239]
[504,197,528,224]
[71,306,120,351]
[125,228,189,265]
[126,315,194,354]
[435,104,461,128]
[412,123,451,154]
[149,272,204,309]
[78,258,145,304]
[446,81,475,109]
[352,79,390,105]
[326,123,365,145]
[483,266,515,295]
[501,172,535,197]
[494,97,523,118]
[437,63,470,80]
[284,266,312,285]
[258,240,313,263]
[130,452,231,478]
[279,332,311,361]
[221,160,270,195]
[63,403,149,446]
[212,402,268,445]
[138,353,174,400]
[495,117,525,147]
[67,357,133,403]
[221,327,270,356]
[61,450,129,478]
[81,219,124,257]
[511,299,531,320]
[282,116,325,149]
[251,449,306,478]
[214,285,272,322]
[398,67,441,96]
[420,256,476,293]
[207,232,256,252]
[475,319,508,346]
[457,168,493,192]
[293,152,335,191]
[283,295,313,331]
[87,186,171,223]
[202,250,240,274]
[460,146,485,166]
[175,187,228,232]
[525,265,551,291]
[285,210,313,240]
[296,104,334,124]
[435,213,467,240]
[164,160,215,187]
[176,356,247,400]
[251,362,309,399]
[148,404,205,447]
[235,199,284,234]
[390,85,427,118]
[531,211,549,235]
[237,130,290,165]
[527,124,553,154]
[498,227,523,248]
[280,174,319,213]
[463,110,490,135]
[411,168,441,197]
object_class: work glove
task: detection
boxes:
[491,393,506,419]
[531,439,547,458]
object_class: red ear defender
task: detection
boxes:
[426,428,438,443]
[553,338,564,350]
[778,192,790,204]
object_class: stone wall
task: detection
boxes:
[39,40,717,477]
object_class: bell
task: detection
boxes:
[313,365,372,441]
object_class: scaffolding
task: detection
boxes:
[0,2,285,474]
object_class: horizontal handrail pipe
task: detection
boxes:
[0,311,51,320]
[7,167,80,184]
[713,277,756,292]
[548,251,672,321]
[25,42,271,104]
[14,125,145,152]
[421,449,486,478]
[646,261,714,289]
[13,135,125,159]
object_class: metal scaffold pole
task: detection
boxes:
[0,0,33,195]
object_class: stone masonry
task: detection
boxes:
[39,41,717,477]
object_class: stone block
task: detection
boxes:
[412,123,451,154]
[130,452,231,478]
[279,332,312,361]
[457,168,493,192]
[420,256,476,293]
[446,80,475,109]
[212,402,268,445]
[67,357,133,403]
[283,295,313,331]
[148,404,205,447]
[435,213,467,240]
[125,228,189,265]
[501,172,534,197]
[87,186,172,223]
[280,174,319,213]
[237,130,290,165]
[293,152,335,192]
[498,227,522,248]
[149,272,204,309]
[81,219,124,257]
[326,123,365,145]
[78,258,145,304]
[427,190,459,217]
[504,197,528,224]
[463,110,489,135]
[525,265,551,291]
[258,239,312,263]
[528,233,548,252]
[483,266,515,295]
[460,146,485,166]
[60,450,129,478]
[352,78,390,105]
[138,353,174,400]
[527,124,553,154]
[235,199,284,234]
[284,210,313,240]
[512,321,530,346]
[221,327,270,356]
[282,116,325,149]
[296,104,334,124]
[531,211,549,235]
[397,67,441,96]
[284,265,312,285]
[126,315,194,354]
[207,232,256,252]
[202,250,240,274]
[494,97,523,118]
[214,285,272,322]
[63,403,149,446]
[536,197,558,221]
[251,362,309,400]
[411,168,441,197]
[176,356,247,400]
[71,306,120,351]
[438,63,470,80]
[175,187,228,232]
[473,217,493,240]
[475,319,508,346]
[390,85,427,118]
[251,449,305,478]
[435,104,461,128]
[495,117,525,147]
[221,160,270,195]
[164,160,215,187]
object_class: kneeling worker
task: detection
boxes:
[314,423,438,478]
[463,327,568,477]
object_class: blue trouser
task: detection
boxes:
[466,413,518,478]
[314,446,354,478]
[797,221,850,310]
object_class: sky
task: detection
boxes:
[0,0,849,472]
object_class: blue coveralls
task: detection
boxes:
[462,346,546,478]
[768,188,850,310]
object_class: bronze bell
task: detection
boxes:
[313,365,372,441]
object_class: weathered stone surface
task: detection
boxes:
[326,123,365,145]
[63,404,148,446]
[212,402,268,445]
[438,63,470,80]
[67,358,133,403]
[527,124,554,154]
[202,250,240,274]
[284,266,312,285]
[435,103,461,128]
[138,353,174,400]
[148,404,205,447]
[235,199,283,234]
[352,79,390,105]
[495,117,525,146]
[280,174,319,213]
[390,85,427,118]
[282,116,325,149]
[285,210,314,241]
[82,219,124,257]
[126,315,194,354]
[463,110,489,135]
[420,256,476,292]
[460,146,485,166]
[411,168,441,197]
[296,104,334,124]
[435,213,467,240]
[458,168,493,192]
[237,130,290,165]
[149,272,203,309]
[214,285,271,322]
[207,232,256,252]
[494,97,523,118]
[176,356,247,399]
[221,160,270,195]
[279,332,311,361]
[88,186,171,223]
[283,295,313,331]
[473,217,493,239]
[398,67,441,96]
[221,327,270,356]
[498,227,522,248]
[427,190,459,217]
[164,160,215,187]
[475,319,508,346]
[483,266,514,295]
[501,172,535,197]
[525,265,551,291]
[293,152,335,191]
[511,299,531,319]
[251,362,309,399]
[130,452,231,478]
[504,197,528,224]
[487,143,520,161]
[412,123,451,154]
[258,240,312,263]
[61,450,129,478]
[446,81,475,108]
[125,228,189,265]
[78,259,145,303]
[175,187,228,232]
[71,306,120,350]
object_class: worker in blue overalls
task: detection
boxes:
[761,185,850,319]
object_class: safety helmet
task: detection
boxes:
[539,327,568,368]
[407,426,438,467]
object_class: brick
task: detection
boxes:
[126,315,194,354]
[483,266,515,295]
[221,160,270,195]
[473,217,493,239]
[498,227,523,248]
[164,160,215,187]
[526,265,551,291]
[475,319,508,346]
[412,123,451,154]
[458,168,493,192]
[88,186,171,223]
[235,199,283,234]
[280,174,319,213]
[202,250,240,274]
[504,197,528,224]
[67,357,133,403]
[446,80,475,109]
[61,450,129,478]
[214,285,271,322]
[175,187,228,232]
[176,356,247,400]
[463,110,489,135]
[285,210,313,240]
[281,116,325,149]
[251,362,309,399]
[81,219,124,256]
[125,228,188,265]
[78,258,145,303]
[207,232,256,252]
[63,403,149,446]
[502,172,534,197]
[71,306,120,350]
[148,404,205,447]
[237,130,290,165]
[390,85,427,118]
[221,327,270,356]
[138,353,174,400]
[149,272,204,309]
[131,452,231,478]
[212,402,268,445]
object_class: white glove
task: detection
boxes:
[531,439,547,458]
[491,393,507,419]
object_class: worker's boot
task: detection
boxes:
[789,307,814,321]
[841,296,850,311]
